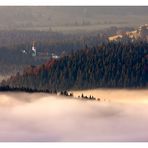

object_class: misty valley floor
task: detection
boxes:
[0,89,148,142]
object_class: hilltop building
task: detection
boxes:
[31,41,60,60]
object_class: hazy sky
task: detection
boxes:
[0,6,147,30]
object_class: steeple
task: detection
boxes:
[32,41,36,57]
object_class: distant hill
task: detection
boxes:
[0,6,147,31]
[2,40,148,91]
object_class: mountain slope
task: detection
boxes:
[1,41,148,91]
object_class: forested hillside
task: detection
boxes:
[1,26,130,76]
[1,40,148,91]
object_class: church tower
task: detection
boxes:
[32,41,36,57]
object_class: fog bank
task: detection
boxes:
[0,90,148,142]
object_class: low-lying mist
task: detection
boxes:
[0,90,148,142]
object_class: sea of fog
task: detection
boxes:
[0,89,148,142]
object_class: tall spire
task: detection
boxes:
[32,41,36,57]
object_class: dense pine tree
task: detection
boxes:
[1,40,148,91]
